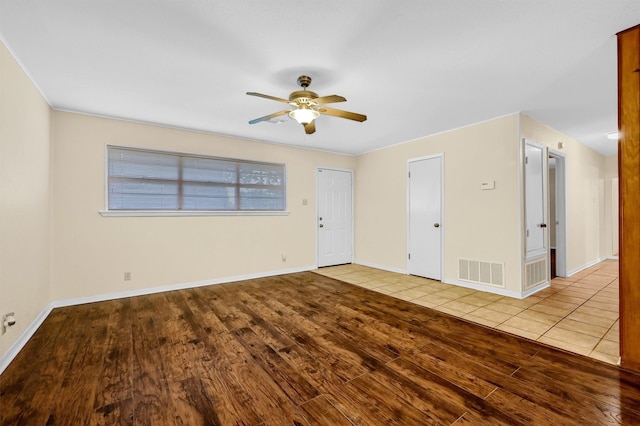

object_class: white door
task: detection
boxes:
[525,141,547,258]
[549,151,567,277]
[408,156,443,280]
[317,168,353,267]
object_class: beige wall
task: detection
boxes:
[50,111,355,300]
[0,41,52,357]
[519,114,614,273]
[355,114,523,293]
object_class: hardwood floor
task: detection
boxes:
[2,272,640,425]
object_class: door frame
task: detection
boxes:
[406,153,445,279]
[316,167,355,267]
[548,149,567,277]
[524,139,548,260]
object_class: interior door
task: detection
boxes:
[549,151,567,277]
[317,168,353,267]
[525,140,547,258]
[408,156,443,280]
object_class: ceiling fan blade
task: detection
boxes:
[246,92,291,103]
[304,121,316,134]
[318,106,367,122]
[313,95,346,105]
[248,110,290,125]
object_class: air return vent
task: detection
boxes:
[458,259,505,288]
[525,258,547,289]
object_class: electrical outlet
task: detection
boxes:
[281,253,287,262]
[2,312,16,334]
[124,272,131,281]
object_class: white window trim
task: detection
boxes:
[99,210,289,217]
[102,144,288,217]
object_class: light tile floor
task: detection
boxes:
[314,259,620,365]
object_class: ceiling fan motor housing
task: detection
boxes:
[289,91,318,104]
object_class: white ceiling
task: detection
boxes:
[1,1,637,156]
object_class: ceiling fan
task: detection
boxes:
[247,75,367,134]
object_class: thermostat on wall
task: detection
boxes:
[481,180,495,190]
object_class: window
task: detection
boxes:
[106,146,286,213]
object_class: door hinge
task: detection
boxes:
[526,229,530,237]
[408,253,411,260]
[525,156,529,164]
[408,171,411,178]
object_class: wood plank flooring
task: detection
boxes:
[2,271,640,425]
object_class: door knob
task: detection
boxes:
[540,223,547,228]
[319,224,324,228]
[434,223,440,228]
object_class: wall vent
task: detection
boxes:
[458,259,505,288]
[524,258,547,289]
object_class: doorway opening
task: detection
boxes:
[548,150,567,278]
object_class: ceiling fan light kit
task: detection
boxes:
[289,106,319,124]
[247,75,366,134]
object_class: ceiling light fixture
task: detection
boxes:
[248,76,365,134]
[607,131,619,140]
[289,106,320,125]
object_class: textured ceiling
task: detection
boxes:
[1,1,638,156]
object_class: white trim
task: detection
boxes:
[52,265,315,308]
[354,261,407,275]
[567,257,607,277]
[608,255,619,260]
[406,153,444,163]
[58,109,356,157]
[360,112,520,155]
[442,279,542,299]
[523,139,548,260]
[0,303,55,375]
[517,116,524,296]
[99,210,290,217]
[0,265,314,374]
[520,281,551,298]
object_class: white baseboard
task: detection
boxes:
[352,262,542,300]
[443,278,536,299]
[52,265,316,308]
[353,260,407,275]
[0,265,315,375]
[0,302,55,375]
[567,257,607,277]
[521,282,551,298]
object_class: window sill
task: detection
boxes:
[99,210,290,217]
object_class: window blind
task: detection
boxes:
[107,146,286,211]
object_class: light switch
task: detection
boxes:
[481,180,495,190]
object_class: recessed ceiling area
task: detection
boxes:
[0,1,637,156]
